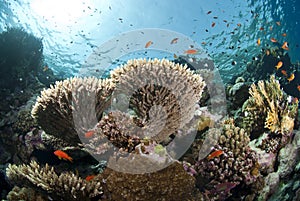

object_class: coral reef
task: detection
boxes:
[100,161,201,201]
[6,186,47,201]
[110,58,205,143]
[242,75,298,139]
[31,77,114,145]
[195,120,261,200]
[6,160,103,201]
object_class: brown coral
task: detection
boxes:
[7,186,47,201]
[109,58,205,143]
[31,77,114,145]
[100,161,201,201]
[6,160,103,201]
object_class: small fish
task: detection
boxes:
[211,22,216,27]
[257,38,261,46]
[293,97,299,104]
[281,70,287,76]
[223,20,228,23]
[54,150,73,162]
[184,49,198,54]
[270,38,277,43]
[207,150,224,160]
[259,27,264,31]
[43,65,49,72]
[237,23,241,27]
[282,42,289,50]
[266,49,270,55]
[215,182,237,193]
[213,16,218,19]
[275,61,283,70]
[173,53,178,59]
[282,33,287,37]
[85,130,95,138]
[145,41,153,48]
[170,38,179,44]
[297,85,300,91]
[288,73,295,82]
[207,11,212,14]
[85,175,96,181]
[276,21,281,26]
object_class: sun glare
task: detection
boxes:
[30,0,91,24]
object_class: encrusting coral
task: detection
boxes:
[31,77,114,145]
[6,160,103,201]
[6,186,47,201]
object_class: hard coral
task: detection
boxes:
[7,186,47,201]
[110,58,205,143]
[6,160,103,201]
[100,161,201,201]
[242,75,298,138]
[31,77,114,145]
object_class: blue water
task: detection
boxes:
[0,0,299,82]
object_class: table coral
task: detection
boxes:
[31,77,114,145]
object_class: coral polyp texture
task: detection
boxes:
[31,77,114,145]
[195,120,260,200]
[242,75,298,138]
[110,58,205,143]
[6,160,103,201]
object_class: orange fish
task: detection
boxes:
[170,38,179,44]
[85,175,96,181]
[281,70,287,77]
[282,33,287,37]
[293,97,299,104]
[207,150,224,160]
[257,38,261,46]
[211,22,216,27]
[85,130,95,138]
[184,49,198,54]
[276,21,281,26]
[270,38,277,43]
[275,61,283,70]
[145,41,153,48]
[297,85,300,91]
[266,49,270,55]
[54,150,73,162]
[237,23,241,27]
[282,42,289,50]
[288,73,295,82]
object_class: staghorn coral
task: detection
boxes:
[31,77,114,145]
[6,160,103,201]
[109,58,205,143]
[7,186,47,201]
[100,161,201,201]
[242,75,298,138]
[195,120,260,200]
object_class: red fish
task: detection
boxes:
[270,38,277,43]
[170,38,179,44]
[85,130,95,138]
[282,42,289,50]
[54,150,73,162]
[211,22,216,27]
[184,49,198,54]
[207,150,223,160]
[281,70,287,77]
[145,40,153,48]
[85,175,96,181]
[297,85,300,91]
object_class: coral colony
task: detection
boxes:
[3,58,300,200]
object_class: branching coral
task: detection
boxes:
[6,160,103,201]
[195,120,260,200]
[242,75,298,137]
[109,58,205,143]
[31,77,114,145]
[7,186,47,201]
